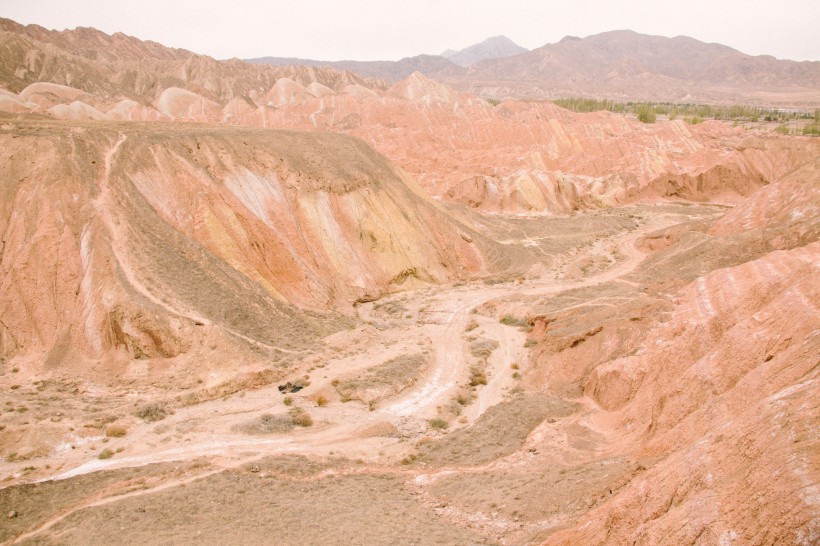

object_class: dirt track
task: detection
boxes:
[39,207,681,484]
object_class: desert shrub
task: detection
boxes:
[105,425,127,437]
[469,367,488,386]
[429,418,449,430]
[500,315,529,329]
[98,448,114,460]
[470,339,499,359]
[234,413,293,434]
[637,106,656,123]
[315,395,328,407]
[485,98,501,106]
[283,396,293,406]
[455,389,474,406]
[290,407,313,427]
[774,124,791,135]
[135,402,171,422]
[400,453,418,465]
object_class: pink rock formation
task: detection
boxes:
[523,164,820,543]
[0,122,481,367]
[555,242,819,544]
[154,87,223,121]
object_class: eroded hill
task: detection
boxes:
[0,18,818,546]
[0,120,486,373]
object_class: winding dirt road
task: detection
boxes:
[36,209,685,488]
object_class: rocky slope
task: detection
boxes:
[0,119,482,371]
[516,163,820,544]
[548,241,819,544]
[0,17,386,102]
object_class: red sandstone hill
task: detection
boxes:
[0,17,818,546]
[0,17,387,102]
[4,21,818,218]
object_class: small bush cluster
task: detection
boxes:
[500,315,530,330]
[428,418,449,430]
[105,424,127,437]
[289,407,313,427]
[135,402,171,423]
[469,367,488,386]
[636,106,656,124]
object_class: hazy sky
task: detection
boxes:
[1,0,818,62]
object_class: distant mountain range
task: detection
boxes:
[245,54,461,84]
[441,35,528,67]
[1,17,817,107]
[448,31,820,105]
[248,31,820,106]
[245,35,528,82]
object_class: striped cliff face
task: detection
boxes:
[552,241,819,545]
[0,121,483,365]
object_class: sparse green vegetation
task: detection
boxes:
[283,396,293,406]
[98,448,114,460]
[485,98,501,106]
[637,105,656,123]
[553,97,814,125]
[801,124,820,136]
[500,315,529,329]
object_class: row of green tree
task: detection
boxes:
[551,97,818,126]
